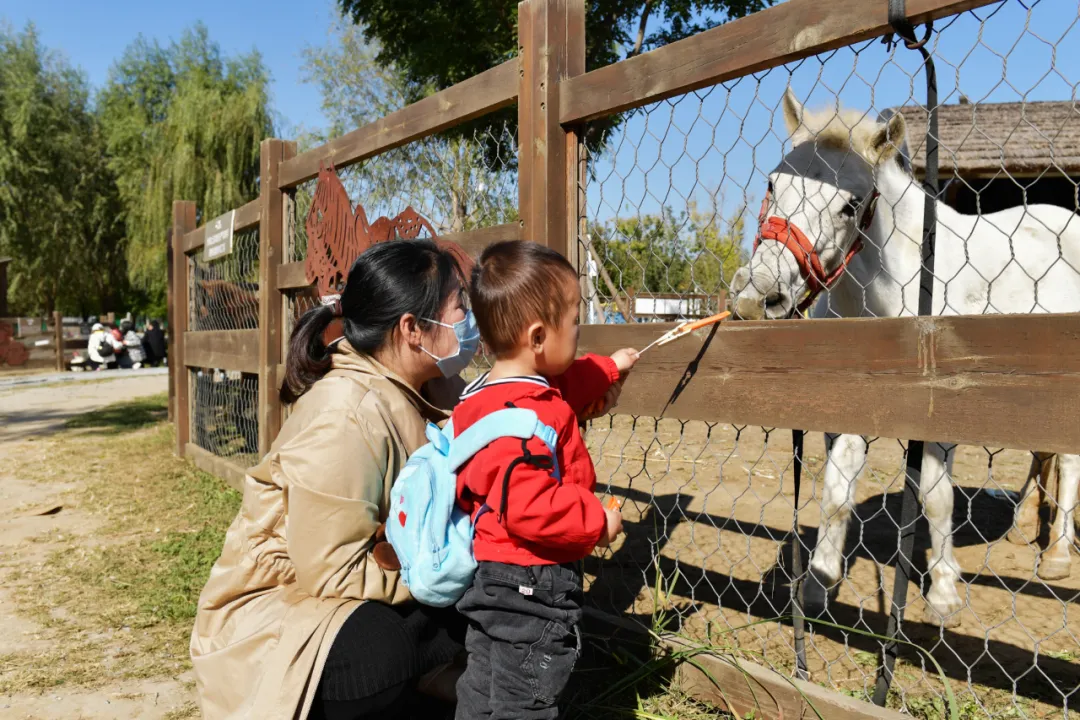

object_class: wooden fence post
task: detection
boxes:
[258,139,297,457]
[518,0,586,263]
[166,228,174,422]
[170,201,196,457]
[53,311,63,372]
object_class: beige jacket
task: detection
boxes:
[190,345,452,720]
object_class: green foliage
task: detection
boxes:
[589,198,746,310]
[98,24,273,314]
[0,24,127,315]
[337,0,772,159]
[302,16,517,231]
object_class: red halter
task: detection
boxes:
[752,186,879,313]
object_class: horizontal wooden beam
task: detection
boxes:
[561,0,999,124]
[439,222,521,258]
[579,314,1080,454]
[234,199,261,232]
[668,637,908,720]
[274,224,520,290]
[275,261,311,291]
[279,60,519,189]
[185,443,247,493]
[183,329,260,374]
[182,200,261,254]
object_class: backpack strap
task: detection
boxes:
[448,408,556,471]
[451,406,561,526]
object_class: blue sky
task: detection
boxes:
[587,0,1080,244]
[0,0,335,135]
[3,0,1077,245]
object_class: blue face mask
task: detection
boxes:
[420,310,480,378]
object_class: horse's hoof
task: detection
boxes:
[800,568,839,618]
[1006,527,1036,546]
[1036,555,1071,581]
[922,603,962,628]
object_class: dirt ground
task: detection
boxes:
[583,416,1080,718]
[0,374,195,719]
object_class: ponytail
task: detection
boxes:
[280,303,337,404]
[279,240,463,404]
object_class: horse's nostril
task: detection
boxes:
[765,291,785,308]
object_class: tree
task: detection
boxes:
[301,16,517,233]
[337,0,771,160]
[586,196,746,316]
[0,24,127,316]
[98,25,273,315]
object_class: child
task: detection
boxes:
[453,240,639,720]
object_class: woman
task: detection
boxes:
[191,240,477,720]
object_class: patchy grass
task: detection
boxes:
[0,393,240,694]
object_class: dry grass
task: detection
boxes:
[0,392,729,719]
[0,393,240,695]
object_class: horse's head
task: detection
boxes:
[731,90,908,319]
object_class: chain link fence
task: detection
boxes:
[580,1,1080,717]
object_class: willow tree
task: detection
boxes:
[99,25,272,314]
[0,24,126,315]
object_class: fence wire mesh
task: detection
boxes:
[579,1,1080,717]
[188,227,260,331]
[189,368,260,466]
[283,122,517,376]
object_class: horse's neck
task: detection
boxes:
[833,165,934,317]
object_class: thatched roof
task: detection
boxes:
[897,100,1080,176]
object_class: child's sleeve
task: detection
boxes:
[549,354,621,416]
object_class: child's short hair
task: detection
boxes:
[470,241,578,356]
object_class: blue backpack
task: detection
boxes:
[386,407,559,607]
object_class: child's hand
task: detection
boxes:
[579,381,623,422]
[596,508,624,548]
[611,348,640,378]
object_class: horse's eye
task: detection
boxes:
[840,197,860,218]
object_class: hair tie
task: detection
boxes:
[333,299,343,317]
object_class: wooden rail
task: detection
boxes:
[185,443,247,492]
[184,330,260,374]
[182,199,261,254]
[278,60,519,189]
[578,314,1080,455]
[560,0,999,124]
[274,223,521,291]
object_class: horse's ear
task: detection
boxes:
[782,89,803,136]
[865,112,906,166]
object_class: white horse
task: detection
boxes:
[730,90,1080,627]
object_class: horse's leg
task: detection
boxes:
[804,433,865,616]
[921,443,963,628]
[1008,453,1050,546]
[1038,454,1077,581]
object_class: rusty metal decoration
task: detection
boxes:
[304,162,474,300]
[0,320,29,366]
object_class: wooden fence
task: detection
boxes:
[168,0,1079,715]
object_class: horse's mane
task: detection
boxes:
[791,103,883,156]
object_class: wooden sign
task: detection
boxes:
[203,210,236,261]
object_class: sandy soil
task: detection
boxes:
[583,417,1080,718]
[0,374,195,720]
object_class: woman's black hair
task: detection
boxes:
[280,239,463,404]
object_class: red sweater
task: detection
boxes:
[453,354,621,566]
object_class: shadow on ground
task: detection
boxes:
[63,395,168,436]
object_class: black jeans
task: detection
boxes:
[454,562,583,720]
